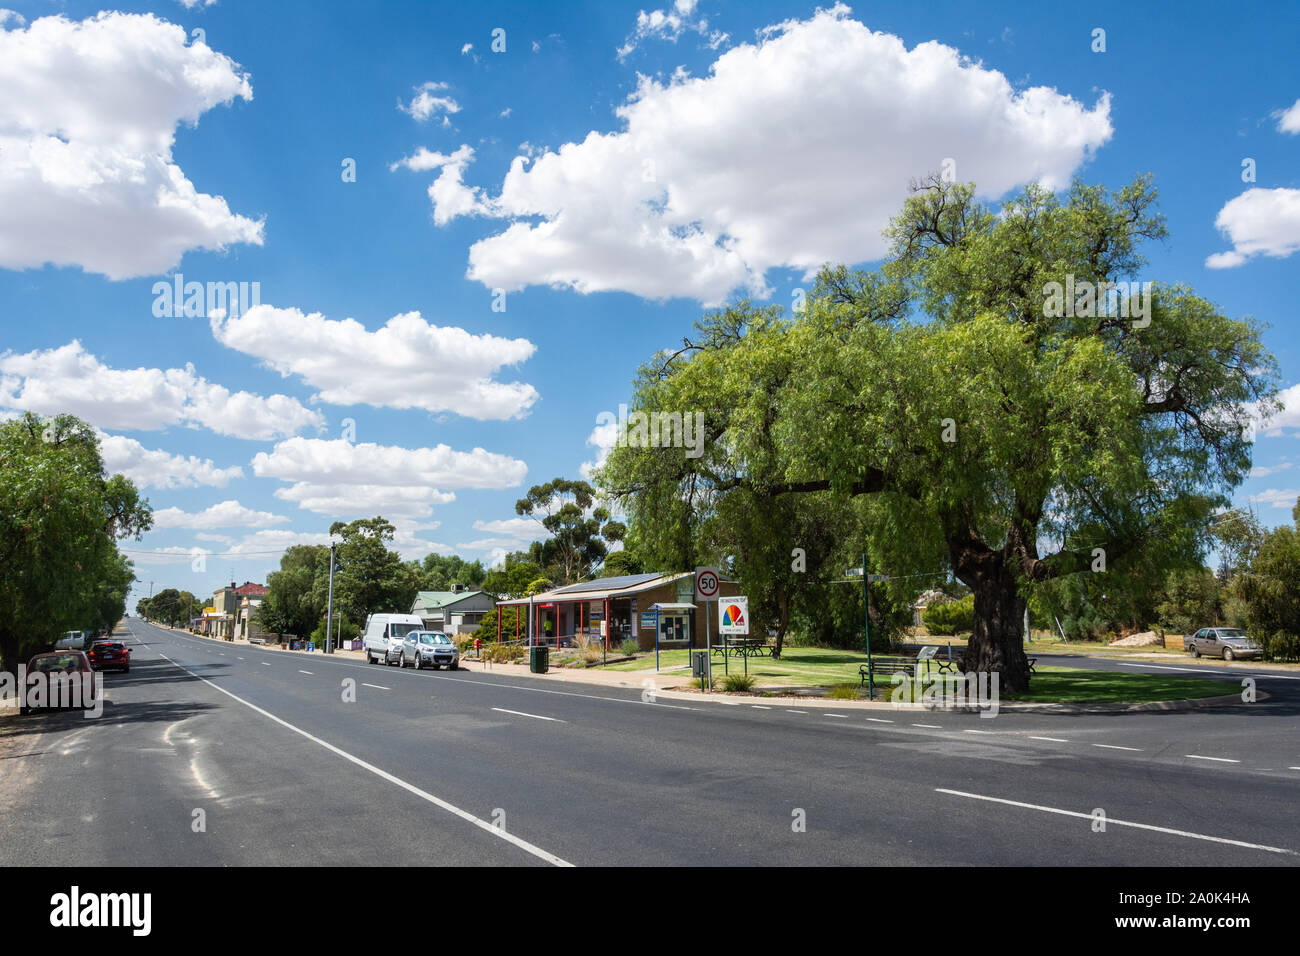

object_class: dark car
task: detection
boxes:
[87,641,130,673]
[22,651,97,714]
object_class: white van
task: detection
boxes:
[362,613,425,665]
[55,631,87,650]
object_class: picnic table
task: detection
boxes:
[709,637,775,658]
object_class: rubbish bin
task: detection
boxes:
[529,645,549,674]
[691,650,708,679]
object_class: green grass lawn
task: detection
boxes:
[598,648,1238,703]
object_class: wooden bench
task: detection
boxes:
[859,656,916,689]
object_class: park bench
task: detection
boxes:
[710,637,774,658]
[859,655,916,688]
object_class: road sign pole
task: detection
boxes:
[863,550,872,699]
[325,543,335,655]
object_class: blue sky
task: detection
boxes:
[0,0,1297,608]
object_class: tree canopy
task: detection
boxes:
[598,175,1278,690]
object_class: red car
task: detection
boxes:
[87,641,130,673]
[22,650,97,714]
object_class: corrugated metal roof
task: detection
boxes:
[552,573,662,594]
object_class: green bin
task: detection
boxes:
[529,645,549,674]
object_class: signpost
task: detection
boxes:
[718,596,749,675]
[695,568,721,681]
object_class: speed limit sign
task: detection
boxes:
[695,567,721,601]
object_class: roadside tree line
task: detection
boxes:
[0,413,151,668]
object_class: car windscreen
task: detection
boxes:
[1218,630,1248,639]
[390,623,420,639]
[30,655,83,672]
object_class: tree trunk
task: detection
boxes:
[0,630,19,673]
[772,592,790,660]
[954,550,1032,693]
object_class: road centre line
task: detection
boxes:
[913,723,942,729]
[1186,754,1240,763]
[1093,744,1142,751]
[299,670,314,675]
[153,650,571,867]
[492,708,566,723]
[362,683,390,691]
[1029,736,1069,742]
[935,789,1294,855]
[865,718,893,723]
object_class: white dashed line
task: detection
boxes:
[362,683,389,690]
[824,713,848,719]
[962,729,995,735]
[1186,755,1240,764]
[261,662,271,667]
[1093,744,1142,752]
[1029,736,1068,742]
[865,718,893,724]
[299,670,314,675]
[787,710,808,715]
[913,723,942,729]
[936,789,1294,855]
[750,705,771,710]
[492,707,566,723]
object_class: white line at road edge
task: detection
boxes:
[936,789,1294,855]
[492,707,565,723]
[154,649,572,867]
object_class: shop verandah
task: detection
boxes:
[494,572,707,652]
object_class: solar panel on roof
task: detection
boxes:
[552,573,663,594]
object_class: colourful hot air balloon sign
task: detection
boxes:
[718,596,749,635]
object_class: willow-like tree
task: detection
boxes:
[598,175,1278,691]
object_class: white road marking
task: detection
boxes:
[1186,754,1240,763]
[492,707,566,723]
[936,789,1294,855]
[824,713,848,719]
[261,662,271,667]
[1094,744,1142,752]
[299,670,314,675]
[865,718,893,724]
[962,729,995,735]
[154,651,571,867]
[1029,736,1068,742]
[1290,767,1300,771]
[787,710,808,715]
[750,705,771,710]
[362,683,389,691]
[913,723,942,729]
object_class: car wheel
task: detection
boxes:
[1192,646,1201,658]
[1224,648,1234,661]
[414,654,421,670]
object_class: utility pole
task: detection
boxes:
[325,543,336,654]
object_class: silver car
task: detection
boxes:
[399,631,460,670]
[1187,627,1261,661]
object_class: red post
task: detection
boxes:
[604,598,610,651]
[496,606,501,644]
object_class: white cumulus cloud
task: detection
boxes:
[1205,188,1300,269]
[152,499,289,530]
[428,5,1112,305]
[0,341,324,439]
[0,12,263,279]
[251,437,528,519]
[1276,97,1300,135]
[399,81,460,123]
[99,433,244,489]
[210,304,537,420]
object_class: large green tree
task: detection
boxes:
[256,544,332,638]
[328,517,418,623]
[599,175,1277,691]
[514,478,626,584]
[0,413,151,667]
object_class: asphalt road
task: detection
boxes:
[2,619,1297,866]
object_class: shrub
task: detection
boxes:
[619,639,639,657]
[827,683,860,700]
[721,673,756,692]
[923,595,975,635]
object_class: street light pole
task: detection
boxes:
[325,543,336,654]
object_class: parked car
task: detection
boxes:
[361,613,425,665]
[87,641,130,673]
[1186,627,1261,661]
[54,630,87,650]
[21,651,96,714]
[399,631,459,670]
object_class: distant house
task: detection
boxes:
[211,581,269,640]
[411,585,494,634]
[912,589,952,627]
